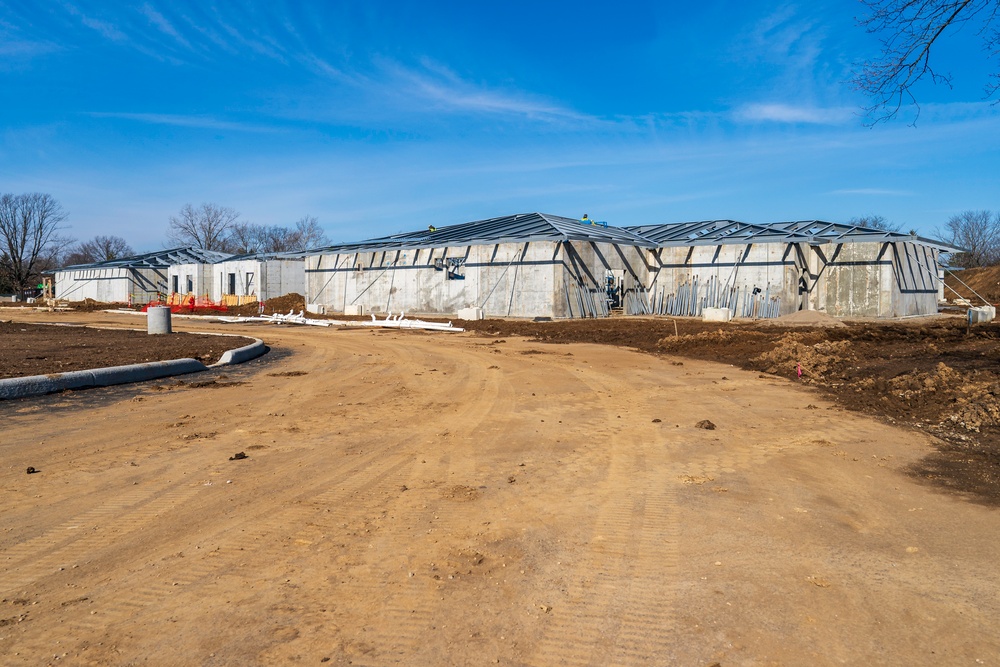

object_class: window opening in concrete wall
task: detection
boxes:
[171,275,178,294]
[185,275,193,293]
[245,272,254,294]
[228,273,236,295]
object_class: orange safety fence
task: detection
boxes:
[141,293,230,313]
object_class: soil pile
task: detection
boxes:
[227,293,307,316]
[765,309,847,327]
[944,266,1000,304]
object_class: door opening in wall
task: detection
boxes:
[605,269,624,310]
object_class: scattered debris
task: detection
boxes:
[229,452,248,461]
[218,310,465,332]
[696,420,716,430]
[25,466,38,475]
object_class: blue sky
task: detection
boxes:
[1,1,998,250]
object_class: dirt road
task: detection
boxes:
[1,311,998,666]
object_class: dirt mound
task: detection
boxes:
[752,333,853,377]
[765,309,847,327]
[944,266,1000,304]
[227,293,307,316]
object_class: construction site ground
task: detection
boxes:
[0,321,254,379]
[1,307,999,666]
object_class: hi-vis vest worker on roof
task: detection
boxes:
[582,213,596,225]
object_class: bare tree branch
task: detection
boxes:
[853,0,1000,123]
[848,214,903,231]
[290,215,330,250]
[64,235,134,265]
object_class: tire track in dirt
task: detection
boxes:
[14,451,417,661]
[313,338,513,664]
[0,482,203,596]
[524,354,684,666]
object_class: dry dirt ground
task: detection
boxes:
[1,310,999,666]
[0,321,254,379]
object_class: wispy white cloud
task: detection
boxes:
[746,4,821,67]
[86,112,280,133]
[829,188,914,196]
[139,3,192,51]
[374,58,596,125]
[60,3,129,43]
[0,38,60,58]
[735,103,853,125]
[80,15,127,42]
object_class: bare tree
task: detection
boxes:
[848,214,903,231]
[167,203,240,251]
[226,222,266,255]
[0,193,72,297]
[853,0,1000,123]
[290,215,330,250]
[226,223,296,254]
[939,209,1000,267]
[63,235,134,265]
[224,216,329,254]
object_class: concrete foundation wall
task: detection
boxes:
[307,242,561,317]
[54,267,166,303]
[213,259,305,301]
[306,240,651,319]
[821,242,885,317]
[821,241,939,318]
[167,263,214,297]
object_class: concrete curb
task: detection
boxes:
[211,338,267,367]
[0,336,266,400]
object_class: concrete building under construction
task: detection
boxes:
[305,213,654,319]
[629,220,955,319]
[305,214,958,320]
[52,247,231,305]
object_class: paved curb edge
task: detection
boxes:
[0,336,266,400]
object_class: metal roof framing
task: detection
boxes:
[627,219,964,252]
[315,212,657,253]
[58,247,233,271]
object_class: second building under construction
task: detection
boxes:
[305,213,957,320]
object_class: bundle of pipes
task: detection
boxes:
[647,275,781,319]
[624,288,651,316]
[218,310,465,333]
[564,283,610,318]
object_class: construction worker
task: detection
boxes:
[428,225,437,232]
[582,213,595,225]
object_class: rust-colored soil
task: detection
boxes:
[0,321,254,379]
[1,310,999,665]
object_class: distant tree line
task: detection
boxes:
[166,203,329,254]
